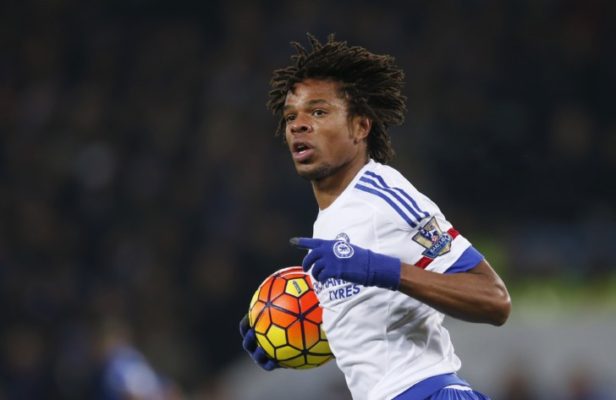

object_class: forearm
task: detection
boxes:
[398,259,511,326]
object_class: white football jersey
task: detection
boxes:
[310,160,483,400]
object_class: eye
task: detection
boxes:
[284,114,296,123]
[312,109,327,117]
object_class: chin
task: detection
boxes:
[296,162,336,181]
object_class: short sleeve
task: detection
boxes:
[351,164,484,274]
[409,213,484,274]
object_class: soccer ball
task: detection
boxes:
[248,266,334,369]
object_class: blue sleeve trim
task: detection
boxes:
[444,246,484,274]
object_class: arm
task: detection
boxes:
[291,238,511,326]
[399,259,511,326]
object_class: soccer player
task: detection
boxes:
[240,34,511,400]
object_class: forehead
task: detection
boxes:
[284,79,345,107]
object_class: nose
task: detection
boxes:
[289,115,312,134]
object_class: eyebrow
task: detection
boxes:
[283,99,331,111]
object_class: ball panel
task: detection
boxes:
[275,266,304,276]
[270,307,297,328]
[272,293,300,314]
[286,320,304,350]
[249,299,265,327]
[295,365,314,370]
[270,277,287,301]
[304,306,323,324]
[254,308,271,334]
[279,355,306,369]
[303,320,320,348]
[249,288,259,310]
[299,292,319,314]
[306,354,334,365]
[278,267,306,280]
[308,339,331,355]
[275,344,302,360]
[258,276,274,303]
[255,332,276,359]
[266,324,287,348]
[285,278,309,297]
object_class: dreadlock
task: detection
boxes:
[267,33,407,164]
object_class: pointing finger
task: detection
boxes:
[289,237,324,250]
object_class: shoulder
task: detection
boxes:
[351,162,437,230]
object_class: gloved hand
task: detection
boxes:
[239,314,279,371]
[290,237,401,290]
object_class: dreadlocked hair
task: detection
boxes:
[267,33,407,164]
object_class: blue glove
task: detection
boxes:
[290,237,401,290]
[239,314,279,371]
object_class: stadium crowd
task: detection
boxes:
[1,0,614,398]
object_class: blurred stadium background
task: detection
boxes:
[2,0,615,399]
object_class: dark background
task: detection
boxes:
[1,0,615,398]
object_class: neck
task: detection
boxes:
[312,157,369,210]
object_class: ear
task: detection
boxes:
[352,116,372,143]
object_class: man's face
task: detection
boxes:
[283,79,370,181]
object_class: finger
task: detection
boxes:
[239,314,250,338]
[290,237,324,250]
[301,249,322,272]
[263,359,279,371]
[311,261,326,283]
[253,346,269,362]
[254,346,277,370]
[242,329,257,353]
[317,264,337,282]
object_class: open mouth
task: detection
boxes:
[292,142,314,162]
[294,142,309,152]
